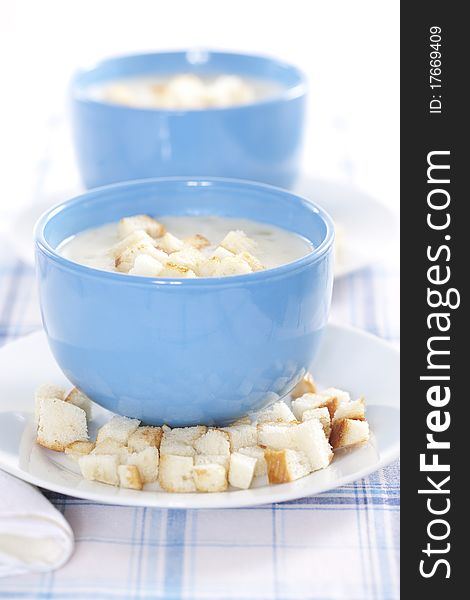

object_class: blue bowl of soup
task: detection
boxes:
[35,178,333,426]
[70,51,307,190]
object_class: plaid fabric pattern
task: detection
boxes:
[0,122,400,598]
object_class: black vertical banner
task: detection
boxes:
[401,1,465,596]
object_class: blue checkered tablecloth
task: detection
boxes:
[0,234,399,599]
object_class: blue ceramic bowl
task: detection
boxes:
[35,178,334,426]
[71,51,306,190]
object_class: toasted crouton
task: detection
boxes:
[104,83,136,106]
[64,440,95,462]
[257,422,295,450]
[159,439,196,457]
[128,254,164,277]
[118,215,165,240]
[198,256,222,277]
[159,425,205,456]
[238,251,264,272]
[161,425,207,443]
[96,415,140,445]
[159,261,197,278]
[256,401,296,424]
[220,230,257,254]
[115,240,167,273]
[301,407,332,437]
[291,373,317,399]
[318,396,341,419]
[228,452,257,489]
[265,449,311,483]
[34,384,65,421]
[184,234,210,250]
[110,230,154,258]
[291,394,326,420]
[159,455,196,492]
[118,464,143,490]
[79,454,119,486]
[258,420,332,471]
[318,387,351,405]
[194,454,230,471]
[157,232,185,253]
[238,446,267,477]
[35,383,65,402]
[211,255,252,277]
[333,398,366,422]
[37,398,88,451]
[194,430,230,456]
[290,420,333,471]
[127,447,159,483]
[92,438,129,462]
[210,246,233,260]
[230,416,252,426]
[167,247,205,273]
[330,419,370,450]
[193,463,228,492]
[292,392,343,419]
[127,426,162,452]
[221,424,258,451]
[64,387,92,420]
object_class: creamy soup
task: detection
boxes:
[58,215,313,278]
[87,74,282,109]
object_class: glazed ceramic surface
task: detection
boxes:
[35,178,334,426]
[71,51,306,189]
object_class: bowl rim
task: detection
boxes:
[70,49,307,114]
[35,176,335,287]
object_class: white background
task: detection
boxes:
[0,0,399,220]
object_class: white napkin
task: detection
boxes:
[0,470,74,577]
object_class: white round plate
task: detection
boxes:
[294,176,398,277]
[0,323,399,508]
[3,176,397,278]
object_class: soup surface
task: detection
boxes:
[87,73,282,109]
[58,215,313,278]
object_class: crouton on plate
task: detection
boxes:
[228,452,257,489]
[64,387,92,420]
[118,464,143,490]
[256,401,296,424]
[333,398,366,422]
[238,446,268,477]
[221,424,258,451]
[291,373,317,399]
[64,440,95,461]
[330,419,370,450]
[194,430,230,456]
[127,426,162,452]
[127,447,159,483]
[79,454,119,486]
[265,449,311,483]
[193,463,228,493]
[194,454,230,471]
[301,406,332,437]
[159,455,196,493]
[37,398,88,452]
[96,415,140,445]
[34,384,65,421]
